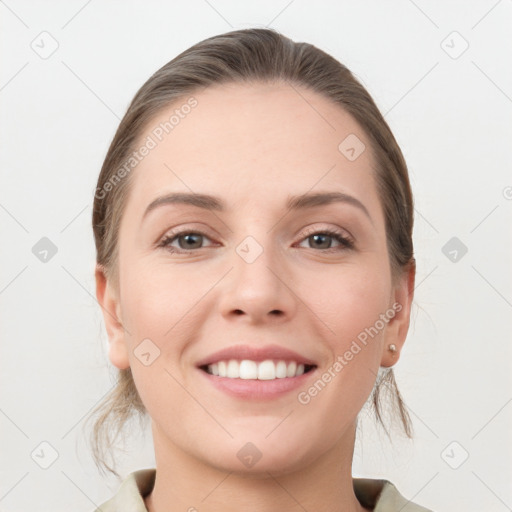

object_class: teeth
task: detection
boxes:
[276,360,287,378]
[205,359,309,380]
[240,360,258,379]
[286,361,297,377]
[258,360,275,380]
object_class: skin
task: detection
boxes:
[96,81,415,512]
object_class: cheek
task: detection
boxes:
[120,256,208,340]
[118,256,216,409]
[302,261,391,340]
[299,262,390,400]
[295,266,390,417]
[118,262,204,423]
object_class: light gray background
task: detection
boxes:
[1,1,511,511]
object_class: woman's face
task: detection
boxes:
[98,81,414,474]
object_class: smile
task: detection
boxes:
[201,359,316,380]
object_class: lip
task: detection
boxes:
[195,343,318,367]
[197,365,318,400]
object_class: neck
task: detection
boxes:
[144,421,369,512]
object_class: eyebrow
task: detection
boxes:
[142,191,371,221]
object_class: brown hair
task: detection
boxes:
[87,27,414,477]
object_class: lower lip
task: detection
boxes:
[197,367,317,400]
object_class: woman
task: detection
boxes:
[89,27,433,512]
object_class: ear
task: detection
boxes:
[95,264,130,370]
[380,259,416,368]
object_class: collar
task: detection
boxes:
[100,468,432,512]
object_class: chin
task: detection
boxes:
[196,435,316,477]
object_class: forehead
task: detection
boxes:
[125,81,379,217]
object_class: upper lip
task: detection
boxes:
[195,344,318,367]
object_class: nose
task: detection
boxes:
[218,236,298,325]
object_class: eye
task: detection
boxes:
[157,227,354,254]
[296,228,354,252]
[158,230,215,253]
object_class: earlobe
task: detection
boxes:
[95,264,130,370]
[380,260,416,368]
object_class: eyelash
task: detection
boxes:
[157,227,355,254]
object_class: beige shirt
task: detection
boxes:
[94,468,433,511]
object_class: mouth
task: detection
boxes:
[195,344,319,399]
[199,360,317,380]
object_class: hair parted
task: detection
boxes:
[87,27,414,477]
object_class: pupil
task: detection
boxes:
[312,234,330,249]
[181,233,201,249]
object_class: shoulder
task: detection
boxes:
[92,468,156,512]
[353,477,434,512]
